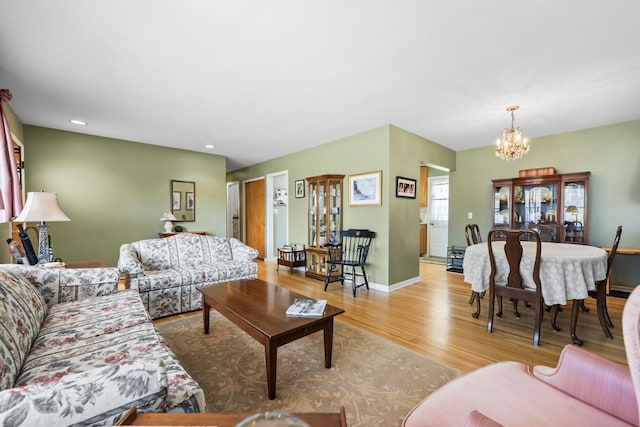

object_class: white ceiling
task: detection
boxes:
[1,1,639,171]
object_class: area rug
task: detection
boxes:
[156,313,462,427]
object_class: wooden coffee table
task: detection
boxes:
[197,278,345,399]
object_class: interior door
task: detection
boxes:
[428,175,449,258]
[245,178,265,259]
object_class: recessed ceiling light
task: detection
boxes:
[69,119,86,126]
[205,144,214,149]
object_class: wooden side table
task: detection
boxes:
[116,406,347,426]
[602,246,640,297]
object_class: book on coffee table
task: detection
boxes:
[286,298,328,318]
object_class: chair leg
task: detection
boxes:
[550,304,561,332]
[512,299,521,318]
[472,292,481,319]
[570,299,583,346]
[533,299,542,346]
[580,300,590,313]
[487,292,495,333]
[468,291,477,305]
[595,281,613,339]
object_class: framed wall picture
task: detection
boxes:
[295,179,305,198]
[396,176,417,198]
[348,170,382,206]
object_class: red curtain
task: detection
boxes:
[0,89,24,222]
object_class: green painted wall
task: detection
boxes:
[228,124,456,287]
[388,126,456,284]
[21,126,227,266]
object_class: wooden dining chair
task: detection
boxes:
[530,223,563,242]
[580,225,623,338]
[465,224,485,317]
[487,228,544,346]
[465,224,482,246]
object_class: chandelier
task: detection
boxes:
[495,105,529,160]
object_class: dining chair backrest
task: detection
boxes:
[530,223,563,242]
[487,227,544,345]
[465,224,482,246]
[606,226,623,277]
[488,228,542,292]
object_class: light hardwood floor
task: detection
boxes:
[158,259,628,373]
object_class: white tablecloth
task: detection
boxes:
[463,241,608,305]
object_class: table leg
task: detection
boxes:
[265,342,277,399]
[324,318,334,369]
[570,299,583,346]
[203,300,210,335]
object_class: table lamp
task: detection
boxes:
[565,205,579,222]
[161,211,178,232]
[14,192,71,264]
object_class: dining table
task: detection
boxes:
[463,241,609,344]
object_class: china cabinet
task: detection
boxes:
[305,174,344,280]
[492,171,590,244]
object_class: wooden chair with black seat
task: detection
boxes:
[580,225,623,338]
[324,229,375,297]
[465,224,484,319]
[487,228,544,346]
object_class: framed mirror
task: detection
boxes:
[171,180,195,221]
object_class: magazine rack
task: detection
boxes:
[277,245,306,273]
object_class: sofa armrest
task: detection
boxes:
[0,360,168,426]
[533,344,637,425]
[118,243,144,276]
[1,265,121,308]
[229,238,259,261]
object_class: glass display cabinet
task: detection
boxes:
[305,174,344,280]
[492,171,590,244]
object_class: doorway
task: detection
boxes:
[244,178,265,259]
[265,171,288,261]
[427,175,449,258]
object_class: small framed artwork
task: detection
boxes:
[348,170,382,206]
[172,191,181,210]
[396,176,417,198]
[295,179,305,198]
[186,192,194,210]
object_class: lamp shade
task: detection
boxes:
[565,206,579,214]
[160,212,177,221]
[14,192,71,223]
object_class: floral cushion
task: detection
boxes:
[0,269,47,391]
[0,265,120,308]
[16,290,205,412]
[0,360,168,426]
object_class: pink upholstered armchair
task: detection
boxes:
[403,285,640,427]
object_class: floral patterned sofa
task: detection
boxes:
[0,265,205,426]
[118,233,259,319]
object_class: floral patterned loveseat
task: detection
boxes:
[118,233,259,319]
[0,265,205,426]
